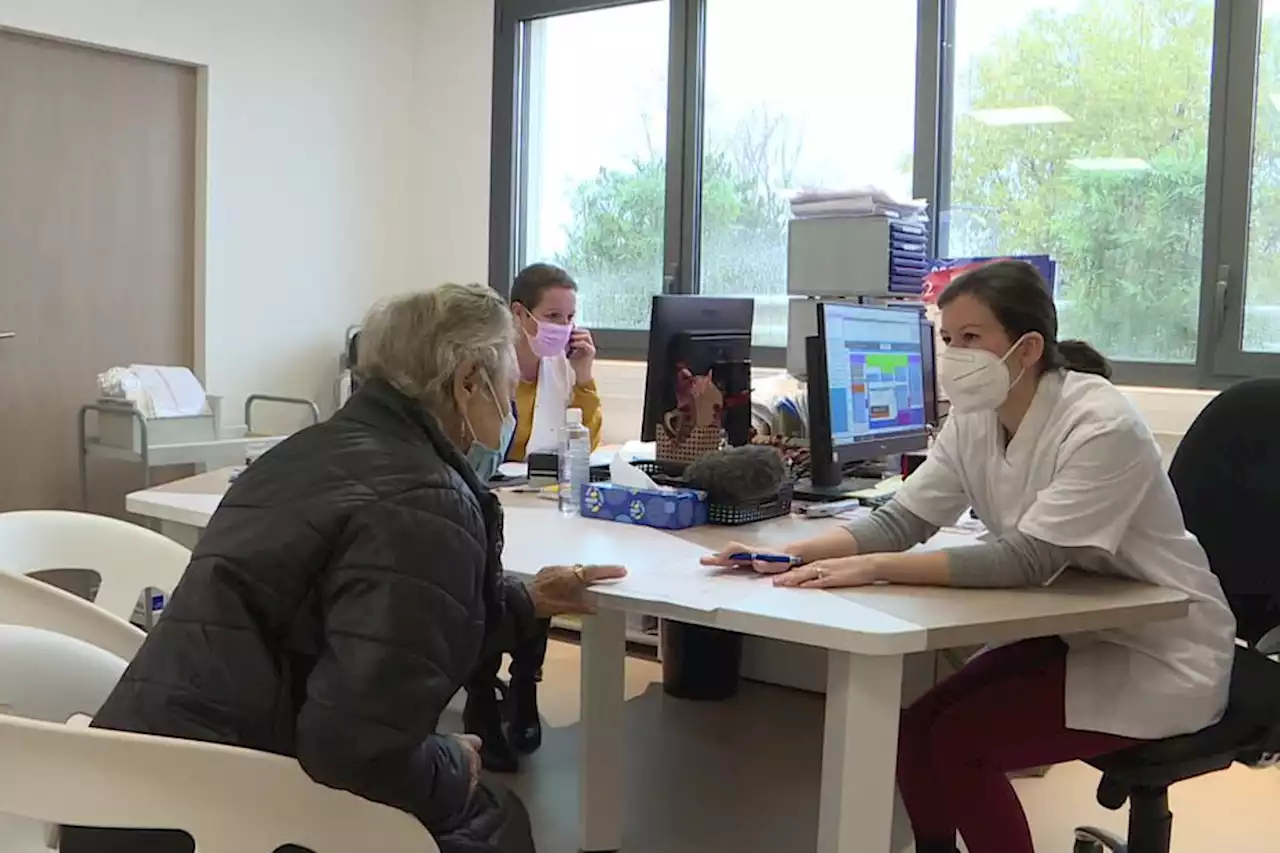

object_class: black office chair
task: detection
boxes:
[1073,378,1280,853]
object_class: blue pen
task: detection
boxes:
[727,552,802,566]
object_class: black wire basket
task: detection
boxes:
[632,460,794,527]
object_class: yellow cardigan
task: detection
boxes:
[508,378,604,462]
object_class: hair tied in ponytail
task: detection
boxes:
[1058,340,1113,381]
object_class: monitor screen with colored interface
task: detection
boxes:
[820,303,927,448]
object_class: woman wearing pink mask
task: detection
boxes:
[463,263,604,774]
[504,263,603,463]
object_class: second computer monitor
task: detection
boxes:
[811,302,931,477]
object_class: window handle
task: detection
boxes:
[1214,264,1230,338]
[0,331,14,341]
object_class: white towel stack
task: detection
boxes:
[789,185,928,221]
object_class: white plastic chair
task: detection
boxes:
[0,510,190,621]
[0,573,145,661]
[0,714,437,853]
[0,625,129,852]
[0,624,127,723]
[0,625,437,852]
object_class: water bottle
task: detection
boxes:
[558,407,591,516]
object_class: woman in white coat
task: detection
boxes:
[706,260,1236,853]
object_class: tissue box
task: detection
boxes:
[581,482,708,530]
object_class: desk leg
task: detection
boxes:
[579,609,626,852]
[818,651,904,853]
[157,521,201,551]
[891,652,939,853]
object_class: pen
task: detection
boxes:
[727,552,802,566]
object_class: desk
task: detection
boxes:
[127,469,1190,853]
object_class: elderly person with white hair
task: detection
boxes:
[61,283,624,853]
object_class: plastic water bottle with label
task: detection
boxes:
[558,407,590,516]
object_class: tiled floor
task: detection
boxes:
[453,640,1280,853]
[5,638,1277,852]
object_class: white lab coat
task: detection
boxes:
[897,370,1235,740]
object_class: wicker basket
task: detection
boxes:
[656,425,722,465]
[707,482,794,526]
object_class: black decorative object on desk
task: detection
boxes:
[635,444,793,526]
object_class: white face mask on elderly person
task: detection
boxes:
[460,373,517,482]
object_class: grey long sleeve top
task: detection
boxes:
[844,499,1115,588]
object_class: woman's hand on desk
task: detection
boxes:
[530,563,628,617]
[701,529,859,574]
[772,551,953,589]
[771,555,882,589]
[700,542,799,574]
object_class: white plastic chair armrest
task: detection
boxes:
[1258,626,1280,658]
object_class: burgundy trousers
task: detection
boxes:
[896,636,1138,853]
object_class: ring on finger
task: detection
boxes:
[813,566,826,580]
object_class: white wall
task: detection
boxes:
[0,0,429,421]
[416,0,496,286]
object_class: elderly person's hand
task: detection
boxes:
[449,733,483,796]
[530,564,627,617]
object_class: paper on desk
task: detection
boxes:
[501,505,759,612]
[618,440,656,462]
[498,462,528,479]
[598,566,774,613]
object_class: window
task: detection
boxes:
[944,0,1214,364]
[493,0,1280,384]
[519,2,670,332]
[1244,0,1280,353]
[699,0,919,347]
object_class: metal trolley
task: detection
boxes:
[79,393,320,510]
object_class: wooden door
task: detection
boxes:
[0,30,196,512]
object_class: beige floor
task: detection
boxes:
[445,639,1280,853]
[2,638,1275,852]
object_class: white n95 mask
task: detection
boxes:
[937,336,1029,413]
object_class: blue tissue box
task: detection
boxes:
[580,482,708,530]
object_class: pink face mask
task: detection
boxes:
[527,317,574,358]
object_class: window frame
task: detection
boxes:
[490,0,1280,386]
[1212,0,1280,380]
[488,0,693,360]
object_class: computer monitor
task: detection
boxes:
[807,302,932,488]
[919,314,939,427]
[640,295,755,443]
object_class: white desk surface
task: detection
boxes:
[127,468,1191,656]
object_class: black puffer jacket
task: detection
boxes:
[61,379,535,852]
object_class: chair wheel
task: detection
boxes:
[1074,827,1127,853]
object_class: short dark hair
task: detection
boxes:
[511,263,577,310]
[937,260,1113,381]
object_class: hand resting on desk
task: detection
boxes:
[529,563,628,617]
[702,524,952,589]
[701,541,886,588]
[700,527,862,577]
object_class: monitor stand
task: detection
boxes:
[793,475,885,503]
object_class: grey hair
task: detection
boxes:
[356,283,516,414]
